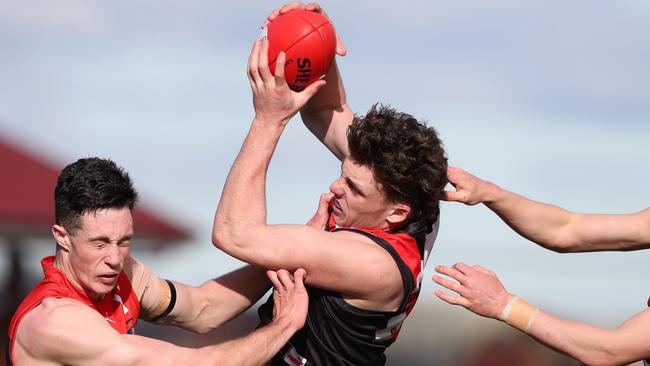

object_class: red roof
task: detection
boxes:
[0,136,190,244]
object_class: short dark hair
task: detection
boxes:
[54,157,138,233]
[347,104,447,227]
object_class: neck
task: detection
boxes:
[54,251,103,301]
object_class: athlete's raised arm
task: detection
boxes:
[212,38,405,311]
[265,2,352,161]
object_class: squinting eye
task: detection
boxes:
[118,241,131,247]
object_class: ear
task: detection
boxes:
[52,224,72,251]
[386,203,411,227]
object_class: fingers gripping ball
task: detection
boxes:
[262,10,336,92]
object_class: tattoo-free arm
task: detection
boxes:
[127,256,270,334]
[444,167,650,252]
[15,297,300,366]
[212,39,402,307]
[300,60,354,161]
[433,263,650,365]
[262,2,354,161]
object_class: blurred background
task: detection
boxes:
[1,0,649,365]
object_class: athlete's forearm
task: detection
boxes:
[490,295,646,366]
[300,60,353,161]
[525,308,642,365]
[165,265,271,333]
[213,120,282,256]
[207,316,297,366]
[486,186,650,252]
[482,186,579,252]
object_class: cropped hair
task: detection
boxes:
[54,157,138,233]
[347,104,447,227]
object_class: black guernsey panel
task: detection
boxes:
[257,225,425,366]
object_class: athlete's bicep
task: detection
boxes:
[124,256,174,321]
[571,209,650,251]
[232,224,402,300]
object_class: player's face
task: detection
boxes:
[68,207,133,300]
[328,158,394,229]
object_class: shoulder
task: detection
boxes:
[123,255,161,296]
[18,297,100,338]
[15,298,100,357]
[15,297,139,365]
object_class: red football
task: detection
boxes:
[265,10,336,92]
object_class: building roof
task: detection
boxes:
[0,135,190,245]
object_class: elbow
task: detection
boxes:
[211,221,243,254]
[188,298,229,335]
[194,324,217,335]
[580,356,619,366]
[548,240,591,254]
[192,316,227,334]
[527,239,574,253]
[211,226,229,250]
[577,345,625,366]
[212,221,261,258]
[545,244,575,254]
[534,232,583,253]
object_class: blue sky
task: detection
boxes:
[1,0,649,335]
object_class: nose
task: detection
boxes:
[329,176,344,196]
[104,244,121,269]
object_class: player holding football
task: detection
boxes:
[212,2,448,364]
[434,167,650,365]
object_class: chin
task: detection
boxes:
[331,216,345,227]
[88,283,116,300]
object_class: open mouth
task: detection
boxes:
[333,199,342,212]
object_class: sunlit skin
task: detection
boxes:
[328,157,396,230]
[53,207,133,301]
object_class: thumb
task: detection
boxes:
[442,190,465,202]
[335,34,347,56]
[299,80,327,101]
[293,268,306,286]
[318,192,334,213]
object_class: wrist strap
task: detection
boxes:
[499,296,539,333]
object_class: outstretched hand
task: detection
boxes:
[248,38,326,126]
[433,263,510,319]
[261,2,347,57]
[268,268,309,331]
[443,167,492,206]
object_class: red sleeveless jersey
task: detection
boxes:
[6,256,140,364]
[325,215,439,341]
